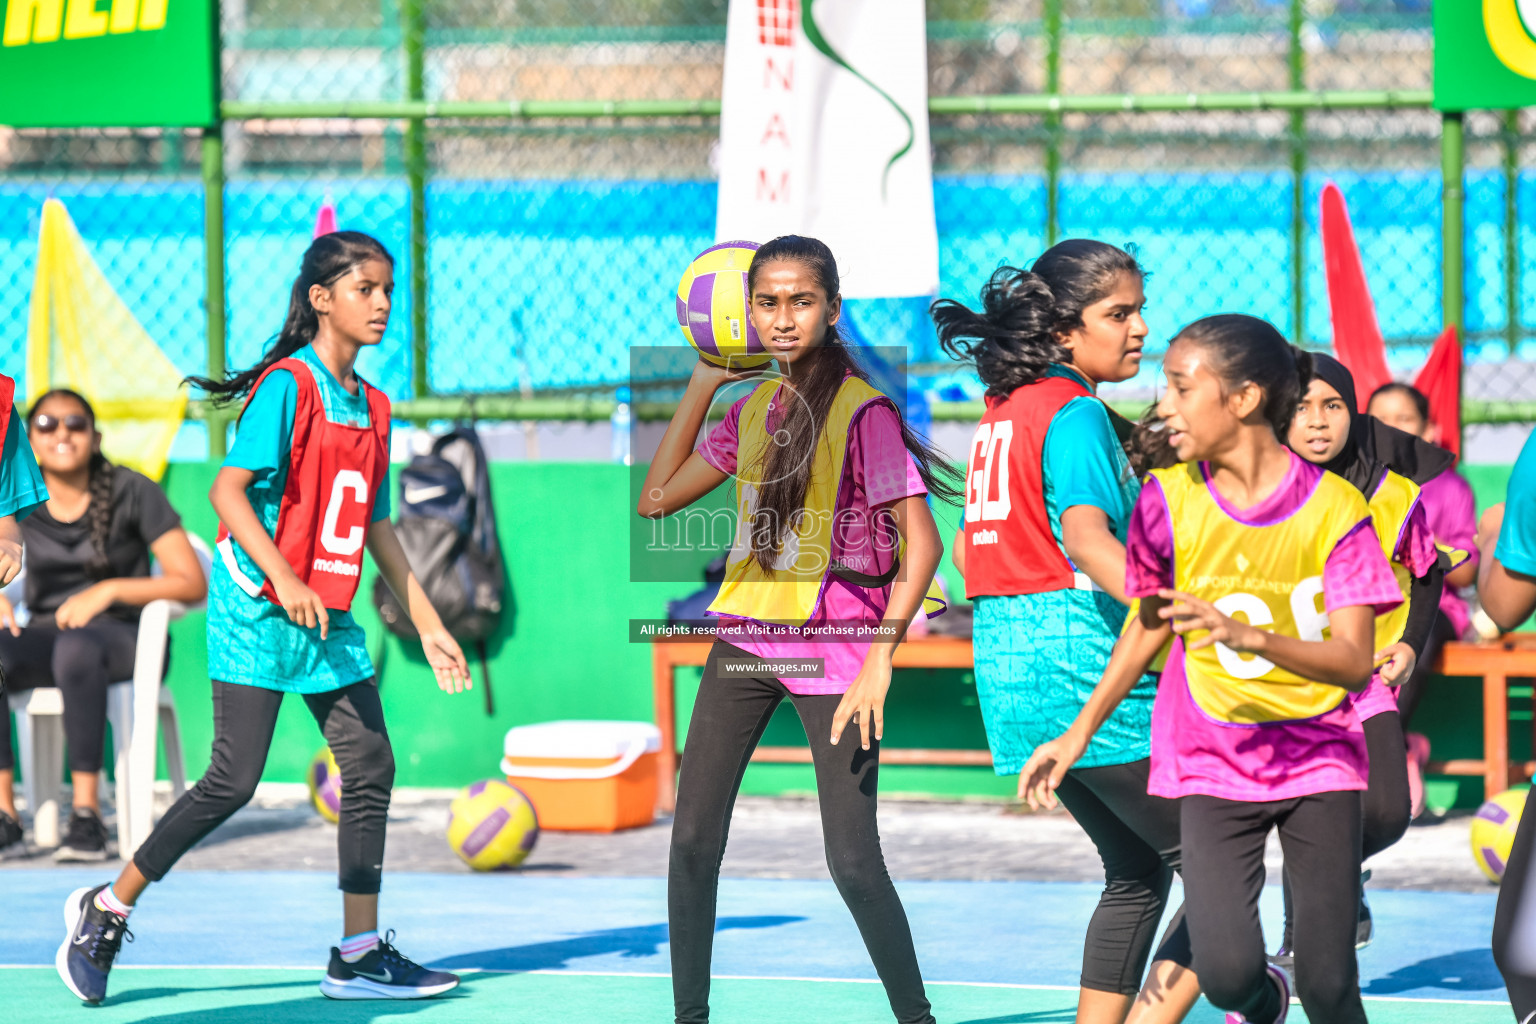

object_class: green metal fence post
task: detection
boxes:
[1289,0,1307,346]
[1443,112,1466,340]
[401,0,428,399]
[1506,109,1521,355]
[1044,0,1062,248]
[202,124,228,460]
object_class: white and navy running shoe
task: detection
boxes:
[56,884,132,1004]
[319,930,459,1000]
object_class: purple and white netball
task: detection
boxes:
[674,240,774,369]
[446,779,540,871]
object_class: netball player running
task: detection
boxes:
[1024,316,1402,1024]
[1478,430,1536,1023]
[1276,353,1456,962]
[640,235,961,1024]
[55,231,471,1006]
[934,240,1189,1024]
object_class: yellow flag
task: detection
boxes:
[26,198,187,481]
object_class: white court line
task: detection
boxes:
[0,962,1512,1005]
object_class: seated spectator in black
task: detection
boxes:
[0,390,206,861]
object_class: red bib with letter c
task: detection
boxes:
[216,358,391,611]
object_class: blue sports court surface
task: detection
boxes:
[3,869,1513,1022]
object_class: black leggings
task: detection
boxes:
[133,678,394,894]
[1280,711,1411,946]
[1493,788,1536,1021]
[1395,611,1455,727]
[1054,758,1188,994]
[1183,791,1366,1024]
[668,642,933,1024]
[0,616,140,774]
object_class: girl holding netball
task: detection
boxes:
[640,234,961,1024]
[56,231,471,1006]
[934,240,1189,1024]
[1024,315,1402,1024]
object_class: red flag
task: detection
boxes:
[313,197,337,239]
[1412,325,1463,461]
[1321,182,1393,409]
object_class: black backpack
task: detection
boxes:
[373,425,506,710]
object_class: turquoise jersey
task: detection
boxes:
[966,364,1157,772]
[1498,431,1536,581]
[0,409,48,520]
[208,346,392,693]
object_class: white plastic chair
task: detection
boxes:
[8,533,211,857]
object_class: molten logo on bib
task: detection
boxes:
[312,558,361,577]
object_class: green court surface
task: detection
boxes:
[0,967,1515,1024]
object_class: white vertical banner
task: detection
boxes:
[715,0,938,300]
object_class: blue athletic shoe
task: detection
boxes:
[319,930,459,1000]
[56,884,132,1004]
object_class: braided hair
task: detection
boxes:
[28,389,114,578]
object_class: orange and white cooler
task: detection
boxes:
[500,720,663,832]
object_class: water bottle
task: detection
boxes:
[611,386,633,466]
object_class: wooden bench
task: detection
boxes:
[650,634,1536,812]
[1429,636,1536,799]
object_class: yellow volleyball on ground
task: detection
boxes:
[447,779,540,871]
[307,746,342,824]
[675,240,774,369]
[1471,787,1528,883]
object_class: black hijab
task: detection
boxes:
[1308,352,1454,496]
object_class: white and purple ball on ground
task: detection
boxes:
[447,779,540,871]
[308,747,342,824]
[675,240,774,370]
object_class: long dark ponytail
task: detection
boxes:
[931,238,1144,399]
[185,230,394,404]
[744,235,963,576]
[28,389,114,579]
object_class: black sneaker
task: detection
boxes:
[54,808,109,863]
[1355,867,1374,950]
[319,930,459,1000]
[56,884,132,1004]
[0,809,25,859]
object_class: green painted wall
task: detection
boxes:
[67,459,1535,806]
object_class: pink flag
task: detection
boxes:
[1321,182,1393,409]
[313,197,337,239]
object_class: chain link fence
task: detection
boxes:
[2,0,1530,458]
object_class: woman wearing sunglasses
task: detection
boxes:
[0,390,205,861]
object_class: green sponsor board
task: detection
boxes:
[0,0,216,127]
[1436,0,1536,110]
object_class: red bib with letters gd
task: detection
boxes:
[963,374,1095,599]
[216,358,391,611]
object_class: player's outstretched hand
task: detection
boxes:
[272,574,330,639]
[1018,731,1088,811]
[1375,641,1416,688]
[422,629,472,694]
[1157,588,1264,653]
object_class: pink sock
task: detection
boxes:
[94,885,132,918]
[339,930,379,963]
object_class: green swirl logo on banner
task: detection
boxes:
[1486,0,1536,79]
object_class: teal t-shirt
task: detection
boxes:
[1497,431,1536,577]
[208,346,392,693]
[966,364,1157,772]
[0,409,48,520]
